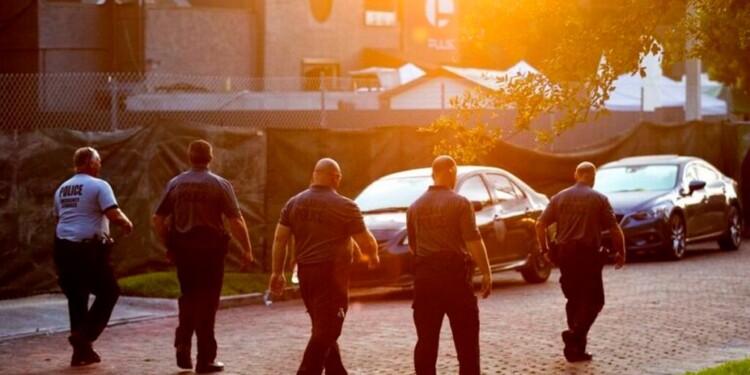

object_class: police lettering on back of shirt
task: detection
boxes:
[58,184,84,208]
[177,182,212,203]
[295,200,328,224]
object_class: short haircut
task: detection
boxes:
[73,147,99,168]
[189,139,213,165]
[575,161,596,176]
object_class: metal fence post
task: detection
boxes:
[109,75,119,130]
[320,85,326,128]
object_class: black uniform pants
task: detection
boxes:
[173,247,225,364]
[297,260,350,375]
[558,242,605,350]
[412,254,480,375]
[53,238,120,348]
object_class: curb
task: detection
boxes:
[218,286,301,309]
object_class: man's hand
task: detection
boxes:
[240,250,254,271]
[480,273,492,299]
[367,254,380,270]
[166,248,175,265]
[121,219,134,236]
[269,273,286,297]
[614,252,626,270]
[538,245,550,263]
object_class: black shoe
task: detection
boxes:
[71,348,101,367]
[175,345,192,369]
[195,361,224,373]
[564,350,593,363]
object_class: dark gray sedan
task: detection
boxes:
[350,166,552,287]
[595,155,742,260]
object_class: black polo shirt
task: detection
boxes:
[279,185,367,265]
[538,182,617,247]
[406,185,481,258]
[154,167,241,234]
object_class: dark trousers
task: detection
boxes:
[173,247,225,364]
[53,238,120,348]
[558,243,605,350]
[297,260,350,375]
[412,254,480,375]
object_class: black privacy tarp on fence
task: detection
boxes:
[0,119,266,298]
[1,119,748,297]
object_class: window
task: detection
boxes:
[364,0,397,26]
[458,176,491,205]
[595,165,679,193]
[301,58,340,91]
[485,174,522,201]
[683,164,699,183]
[697,164,718,183]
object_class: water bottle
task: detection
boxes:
[262,289,273,306]
[291,265,299,284]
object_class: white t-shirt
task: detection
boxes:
[54,173,118,242]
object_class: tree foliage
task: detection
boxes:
[424,0,750,163]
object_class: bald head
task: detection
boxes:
[431,155,458,188]
[574,161,597,186]
[432,155,457,174]
[312,158,342,188]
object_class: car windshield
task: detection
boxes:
[355,176,432,213]
[594,165,678,193]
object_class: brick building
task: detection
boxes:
[0,0,475,85]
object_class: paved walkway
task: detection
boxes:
[0,242,749,374]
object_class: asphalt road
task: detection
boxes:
[0,241,748,374]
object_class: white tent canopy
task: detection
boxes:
[442,61,541,91]
[604,49,727,116]
[605,72,727,115]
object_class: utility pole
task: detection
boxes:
[685,4,701,121]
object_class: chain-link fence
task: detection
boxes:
[0,72,394,132]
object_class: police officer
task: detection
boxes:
[53,146,133,366]
[152,140,253,374]
[406,155,492,375]
[269,158,379,375]
[535,161,626,362]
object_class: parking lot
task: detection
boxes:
[0,242,748,375]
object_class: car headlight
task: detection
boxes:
[630,204,670,221]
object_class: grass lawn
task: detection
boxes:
[684,358,750,375]
[118,271,282,299]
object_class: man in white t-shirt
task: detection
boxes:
[53,147,133,367]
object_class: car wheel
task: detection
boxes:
[718,206,742,251]
[521,238,551,284]
[664,214,687,260]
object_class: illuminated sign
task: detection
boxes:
[425,0,454,28]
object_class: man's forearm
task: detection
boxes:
[271,224,292,274]
[610,225,626,254]
[271,238,288,275]
[227,216,252,253]
[352,230,378,259]
[466,239,491,277]
[535,221,548,250]
[152,215,168,247]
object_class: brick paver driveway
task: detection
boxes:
[1,242,749,374]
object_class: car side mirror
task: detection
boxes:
[471,201,484,212]
[688,180,706,194]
